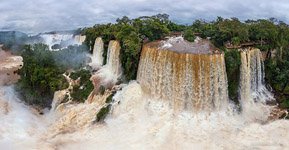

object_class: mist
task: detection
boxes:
[1,1,289,149]
[52,44,91,70]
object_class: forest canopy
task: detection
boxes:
[11,14,289,108]
[83,14,289,106]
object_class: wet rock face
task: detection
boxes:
[0,49,23,85]
[137,38,229,112]
[158,36,219,54]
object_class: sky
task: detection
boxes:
[1,0,289,33]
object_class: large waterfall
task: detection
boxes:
[2,39,289,150]
[137,37,228,112]
[90,37,104,69]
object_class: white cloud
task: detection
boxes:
[0,0,289,33]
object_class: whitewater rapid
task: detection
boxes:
[1,43,289,149]
[0,86,46,149]
[1,82,289,150]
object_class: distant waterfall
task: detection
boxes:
[239,48,274,104]
[90,37,104,69]
[74,35,86,44]
[137,38,229,112]
[106,40,122,77]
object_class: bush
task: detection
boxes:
[224,49,241,103]
[17,44,69,108]
[70,69,94,102]
[105,93,114,103]
[94,93,115,123]
[95,104,112,122]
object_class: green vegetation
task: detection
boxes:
[265,53,289,107]
[83,14,289,106]
[17,44,69,107]
[83,14,172,80]
[95,104,112,122]
[99,85,106,95]
[13,14,289,108]
[105,94,114,103]
[17,44,89,108]
[224,49,241,103]
[53,45,89,70]
[70,69,94,103]
[94,92,115,123]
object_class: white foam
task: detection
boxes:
[1,82,289,149]
[39,33,84,50]
[160,36,184,49]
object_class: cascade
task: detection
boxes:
[2,40,289,149]
[239,48,274,103]
[39,33,74,50]
[137,37,229,112]
[106,40,122,77]
[239,48,274,115]
[89,40,122,101]
[90,37,104,69]
[74,35,86,44]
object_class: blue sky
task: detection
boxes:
[1,0,289,33]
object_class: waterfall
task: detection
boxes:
[137,37,229,112]
[74,35,86,44]
[90,37,104,69]
[239,48,274,120]
[239,48,274,103]
[39,33,74,50]
[89,40,122,99]
[106,40,122,77]
[2,41,289,149]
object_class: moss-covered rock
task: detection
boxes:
[70,69,94,103]
[105,93,114,103]
[93,92,116,123]
[95,104,112,122]
[99,85,106,95]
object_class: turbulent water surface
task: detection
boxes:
[1,82,289,150]
[1,40,289,149]
[138,38,228,112]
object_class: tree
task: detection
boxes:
[17,44,69,108]
[183,28,195,42]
